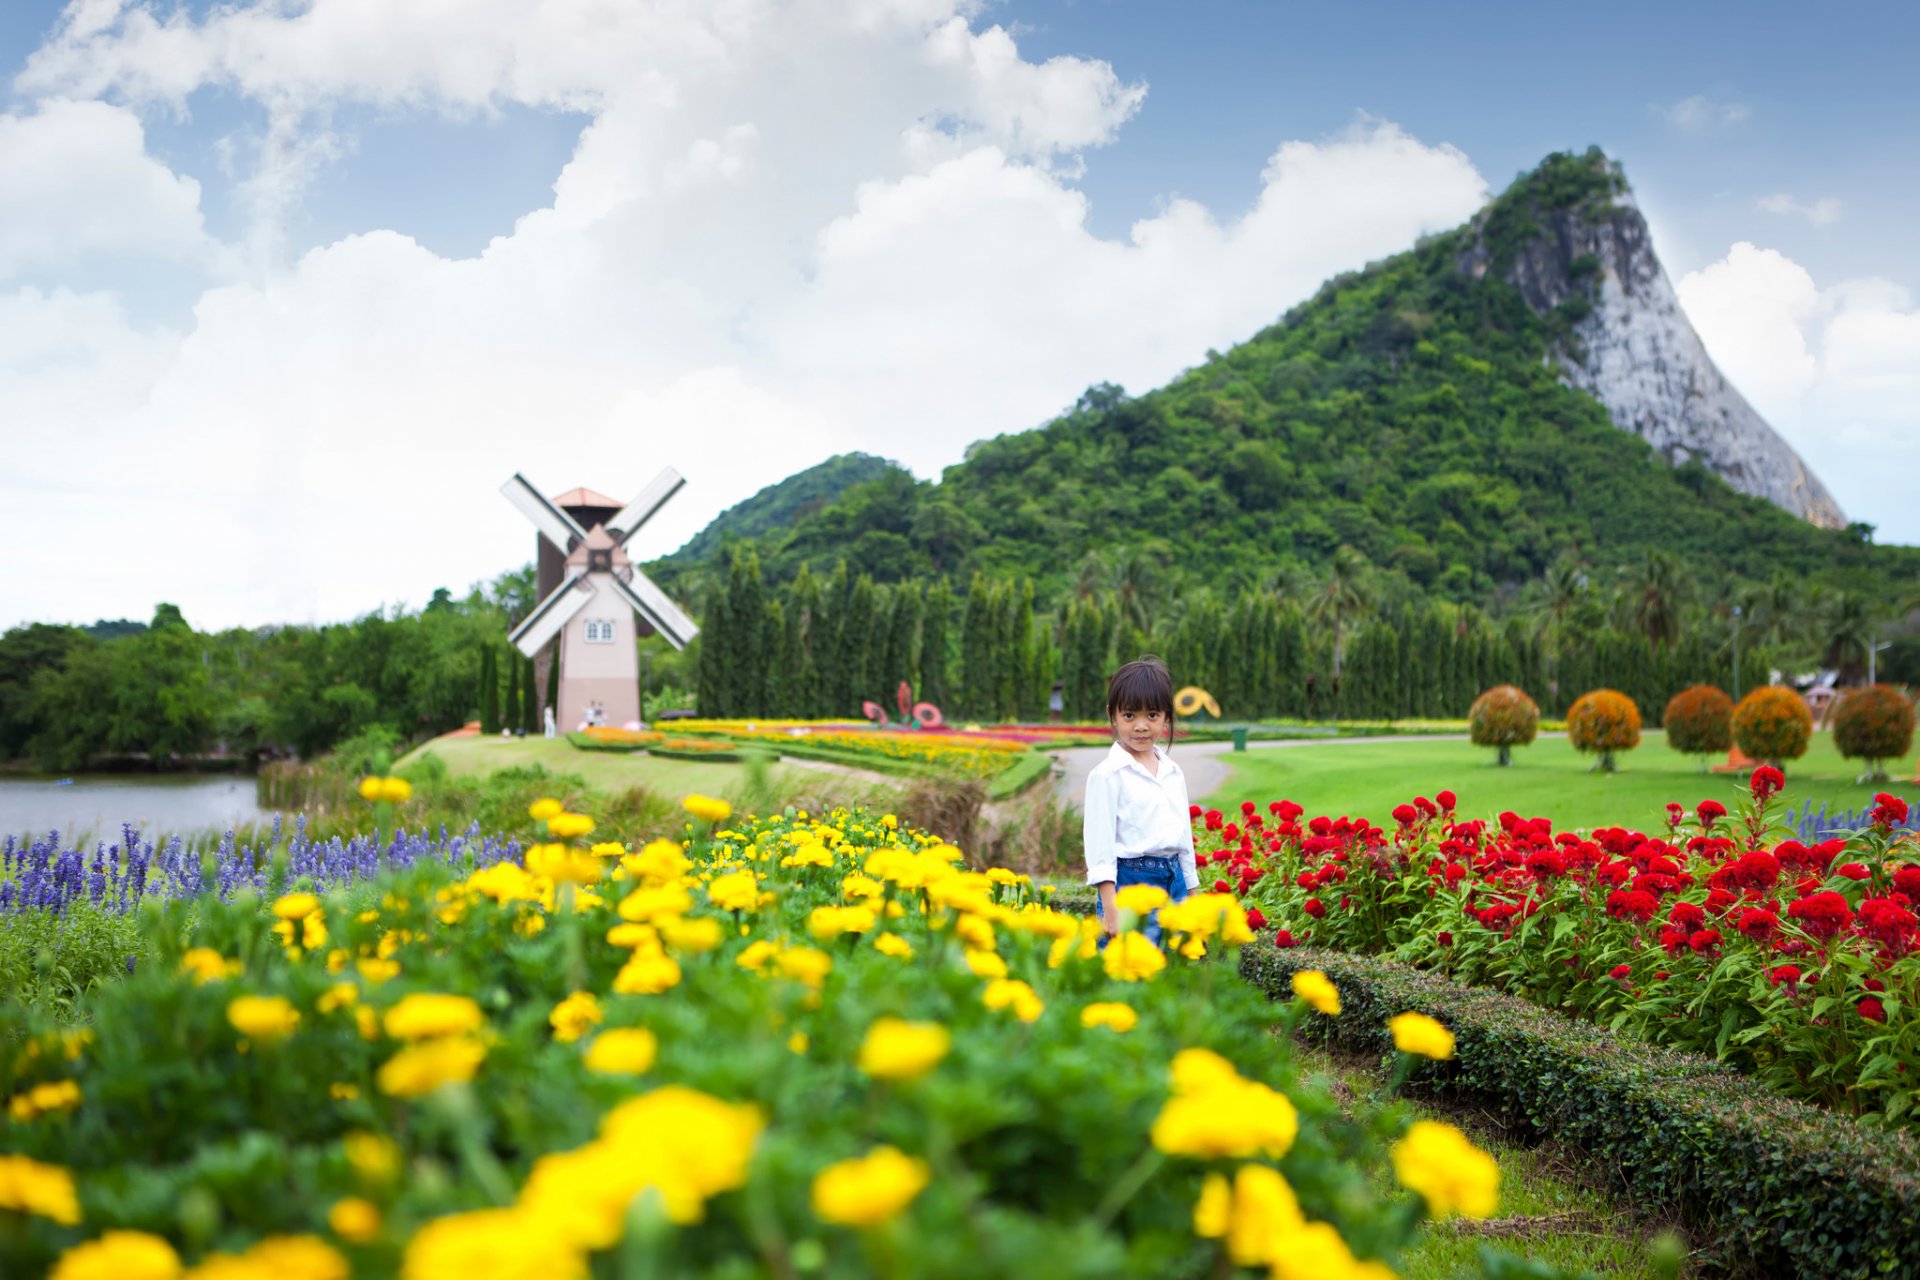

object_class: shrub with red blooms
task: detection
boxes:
[1769,964,1803,987]
[1608,963,1632,980]
[1787,891,1854,940]
[1732,685,1813,766]
[1468,684,1539,766]
[1605,889,1659,922]
[1831,684,1917,781]
[1750,764,1785,802]
[1871,793,1911,829]
[1566,689,1642,772]
[1664,683,1734,759]
[1859,997,1888,1023]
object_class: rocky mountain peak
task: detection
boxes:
[1454,151,1845,529]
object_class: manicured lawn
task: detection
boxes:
[1215,730,1920,833]
[397,732,891,801]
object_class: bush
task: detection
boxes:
[1468,685,1539,766]
[1242,947,1920,1280]
[567,728,665,753]
[1831,684,1916,782]
[1733,685,1814,767]
[1565,689,1641,771]
[1663,684,1733,760]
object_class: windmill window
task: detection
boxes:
[584,619,615,643]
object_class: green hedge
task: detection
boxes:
[1240,947,1920,1280]
[647,745,743,763]
[984,747,1055,800]
[564,731,655,754]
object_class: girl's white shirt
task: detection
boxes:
[1082,741,1200,891]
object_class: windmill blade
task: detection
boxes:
[500,473,589,552]
[609,467,685,548]
[507,572,594,657]
[609,570,699,650]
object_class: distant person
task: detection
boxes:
[1081,655,1196,946]
[543,706,557,739]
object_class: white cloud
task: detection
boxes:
[1757,193,1843,226]
[0,2,1491,630]
[1656,94,1751,132]
[1679,243,1920,539]
[0,97,212,278]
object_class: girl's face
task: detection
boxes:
[1111,706,1166,755]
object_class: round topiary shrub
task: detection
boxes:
[1567,689,1642,772]
[1664,684,1734,770]
[1469,685,1539,767]
[1732,685,1813,770]
[1831,684,1916,783]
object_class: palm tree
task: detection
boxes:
[1106,545,1167,637]
[1528,558,1588,652]
[1070,549,1107,602]
[1815,591,1876,682]
[1626,549,1686,650]
[1309,545,1375,680]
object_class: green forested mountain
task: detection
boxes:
[662,451,902,568]
[661,151,1913,611]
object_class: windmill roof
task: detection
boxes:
[553,486,623,510]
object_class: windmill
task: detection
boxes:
[500,469,698,732]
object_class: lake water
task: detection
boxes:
[0,775,269,844]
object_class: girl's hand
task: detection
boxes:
[1102,901,1120,935]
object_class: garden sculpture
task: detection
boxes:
[862,681,945,729]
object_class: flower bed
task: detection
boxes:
[0,798,1536,1279]
[647,736,744,762]
[567,728,665,753]
[1200,778,1920,1125]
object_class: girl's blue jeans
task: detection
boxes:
[1110,853,1190,947]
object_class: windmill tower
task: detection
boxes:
[500,470,698,732]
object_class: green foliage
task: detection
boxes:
[1831,685,1916,774]
[478,645,500,736]
[659,452,900,570]
[1242,948,1920,1280]
[1469,686,1540,766]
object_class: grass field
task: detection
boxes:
[1214,730,1920,833]
[397,732,894,802]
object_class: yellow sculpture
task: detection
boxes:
[1173,686,1221,719]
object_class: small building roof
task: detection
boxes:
[552,486,623,510]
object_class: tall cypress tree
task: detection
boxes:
[920,577,953,712]
[846,574,878,711]
[959,574,991,719]
[789,564,823,716]
[524,653,542,733]
[1008,579,1035,720]
[478,645,499,734]
[504,650,520,733]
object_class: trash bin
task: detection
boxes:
[1230,727,1248,753]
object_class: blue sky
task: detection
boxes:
[0,0,1914,627]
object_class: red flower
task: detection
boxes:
[1859,996,1888,1023]
[1392,803,1418,827]
[1658,926,1690,955]
[1240,801,1256,818]
[1189,804,1203,821]
[1667,901,1706,931]
[1697,799,1727,828]
[1768,964,1802,987]
[1857,898,1919,956]
[1303,897,1326,919]
[1223,823,1240,842]
[1786,891,1854,940]
[1894,865,1920,898]
[1735,908,1779,940]
[1436,790,1457,813]
[1837,863,1870,882]
[1272,929,1297,948]
[1688,928,1723,955]
[1276,800,1304,822]
[1608,963,1631,980]
[1245,907,1267,930]
[1605,889,1659,922]
[1730,849,1781,891]
[1704,887,1738,914]
[1665,802,1684,830]
[1213,879,1232,894]
[1750,765,1784,803]
[1870,793,1910,828]
[1437,930,1453,947]
[1204,809,1224,831]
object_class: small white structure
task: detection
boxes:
[501,471,699,734]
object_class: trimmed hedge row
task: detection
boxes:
[1240,947,1920,1280]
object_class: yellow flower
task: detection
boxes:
[612,948,683,995]
[787,1032,808,1054]
[402,1207,585,1280]
[774,946,832,989]
[357,776,384,802]
[982,978,1044,1023]
[1158,893,1257,946]
[708,870,765,912]
[466,862,544,905]
[841,872,884,899]
[547,812,595,840]
[1223,1164,1305,1265]
[811,1146,930,1227]
[590,841,626,857]
[0,1153,81,1224]
[954,914,997,951]
[1080,1002,1138,1032]
[356,956,399,984]
[1193,1172,1230,1238]
[549,991,604,1043]
[526,842,602,884]
[354,1006,379,1041]
[626,839,689,881]
[808,904,877,942]
[1392,1120,1499,1219]
[965,950,1008,979]
[376,1035,487,1098]
[529,797,564,821]
[606,922,658,948]
[317,983,359,1014]
[1113,884,1169,914]
[328,1197,382,1243]
[17,1079,82,1118]
[617,883,693,922]
[273,892,321,920]
[180,947,240,983]
[1291,970,1341,1016]
[872,932,914,959]
[186,1236,348,1280]
[377,777,413,804]
[736,939,779,971]
[856,1018,951,1081]
[1388,1012,1455,1060]
[1151,1050,1298,1161]
[329,1083,360,1101]
[343,1131,400,1184]
[583,1027,659,1075]
[1102,931,1167,983]
[659,917,723,952]
[1268,1220,1378,1280]
[50,1230,181,1280]
[227,995,300,1045]
[683,794,733,823]
[383,993,484,1041]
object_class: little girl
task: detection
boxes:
[1082,656,1198,944]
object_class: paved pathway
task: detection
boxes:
[1050,733,1474,807]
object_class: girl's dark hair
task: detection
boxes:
[1107,655,1175,747]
